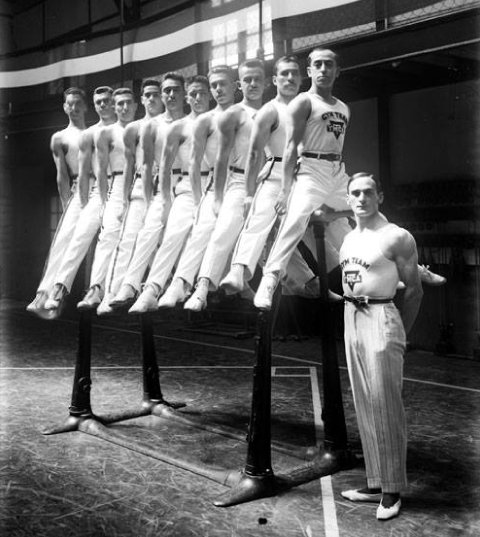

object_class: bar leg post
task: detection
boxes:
[43,311,95,434]
[213,289,281,507]
[140,312,185,411]
[311,219,356,472]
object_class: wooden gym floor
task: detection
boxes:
[1,298,479,537]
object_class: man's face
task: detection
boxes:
[141,85,162,117]
[208,72,236,106]
[238,66,265,102]
[273,61,301,98]
[63,93,87,121]
[161,78,185,111]
[114,93,137,123]
[93,92,114,120]
[307,49,340,90]
[347,175,383,218]
[186,82,210,114]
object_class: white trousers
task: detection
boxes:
[89,174,126,289]
[104,176,148,296]
[173,189,217,288]
[121,191,170,292]
[53,190,104,292]
[344,302,407,492]
[264,159,351,279]
[198,175,246,289]
[146,189,196,290]
[37,188,82,292]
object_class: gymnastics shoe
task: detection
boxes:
[418,265,446,286]
[77,285,103,310]
[129,285,160,314]
[376,499,401,521]
[158,279,187,308]
[184,282,208,312]
[220,264,245,295]
[26,291,48,312]
[341,489,382,503]
[44,283,68,311]
[253,274,278,310]
[96,294,114,316]
[109,284,137,309]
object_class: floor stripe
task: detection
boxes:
[310,367,340,537]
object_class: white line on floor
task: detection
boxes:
[310,366,340,537]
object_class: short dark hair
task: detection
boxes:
[141,79,161,93]
[347,172,383,193]
[207,64,236,82]
[113,87,134,99]
[187,75,209,89]
[63,87,86,103]
[239,58,265,73]
[93,86,114,96]
[273,55,300,74]
[162,72,185,87]
[307,47,340,66]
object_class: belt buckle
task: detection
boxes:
[353,296,369,307]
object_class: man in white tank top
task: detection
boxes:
[183,59,266,311]
[108,73,186,308]
[79,80,163,313]
[26,87,88,316]
[254,47,445,310]
[156,66,237,309]
[128,76,211,313]
[339,172,423,521]
[45,88,137,313]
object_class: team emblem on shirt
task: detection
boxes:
[344,270,362,291]
[327,121,345,139]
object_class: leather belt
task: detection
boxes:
[302,151,342,162]
[172,168,182,175]
[111,170,123,176]
[181,171,210,176]
[344,295,393,307]
[269,156,282,162]
[229,166,245,174]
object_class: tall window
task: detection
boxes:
[210,1,273,68]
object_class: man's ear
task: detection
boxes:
[306,66,312,78]
[236,80,242,91]
[378,191,384,205]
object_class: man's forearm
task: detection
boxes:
[401,286,423,334]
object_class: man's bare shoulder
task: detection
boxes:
[379,223,416,259]
[256,100,278,125]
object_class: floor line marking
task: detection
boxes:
[310,366,340,537]
[23,320,480,394]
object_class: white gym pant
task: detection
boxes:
[263,158,350,279]
[37,184,83,293]
[53,186,105,292]
[89,174,126,289]
[172,188,217,289]
[344,302,407,493]
[145,173,210,291]
[120,175,180,293]
[103,175,148,296]
[232,160,344,284]
[198,173,246,289]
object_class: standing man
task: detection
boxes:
[109,73,186,307]
[78,80,163,313]
[44,87,137,313]
[183,59,266,311]
[151,66,238,309]
[339,172,423,521]
[26,87,88,314]
[128,76,211,313]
